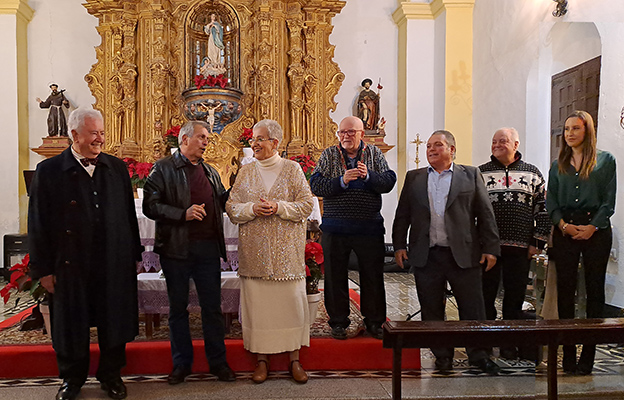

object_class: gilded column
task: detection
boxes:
[286,16,305,156]
[443,0,474,165]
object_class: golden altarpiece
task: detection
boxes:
[83,0,346,187]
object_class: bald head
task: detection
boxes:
[337,116,365,156]
[491,127,519,166]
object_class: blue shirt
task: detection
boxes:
[427,163,454,247]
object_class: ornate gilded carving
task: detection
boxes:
[83,0,346,186]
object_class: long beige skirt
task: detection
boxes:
[240,277,310,354]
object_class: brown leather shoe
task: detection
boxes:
[251,359,269,384]
[289,360,308,384]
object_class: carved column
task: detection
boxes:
[286,16,305,156]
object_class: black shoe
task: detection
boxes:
[473,358,500,375]
[366,324,384,340]
[167,365,192,385]
[56,382,81,400]
[211,364,236,382]
[100,378,127,400]
[330,326,347,340]
[434,357,453,372]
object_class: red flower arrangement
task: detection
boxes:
[238,127,253,147]
[123,158,154,189]
[194,74,228,89]
[0,254,48,305]
[290,154,316,181]
[164,125,181,148]
[305,241,324,294]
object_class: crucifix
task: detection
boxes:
[410,134,424,168]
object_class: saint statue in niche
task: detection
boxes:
[36,83,70,137]
[357,78,380,132]
[200,13,227,77]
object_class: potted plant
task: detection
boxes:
[304,240,324,324]
[0,254,51,333]
[238,127,255,164]
[123,158,153,198]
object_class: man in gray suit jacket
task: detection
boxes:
[392,130,501,374]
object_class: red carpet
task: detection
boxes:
[0,292,420,379]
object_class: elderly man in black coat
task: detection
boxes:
[28,108,142,400]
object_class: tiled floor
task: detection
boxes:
[2,272,624,399]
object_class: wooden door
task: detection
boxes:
[550,56,601,162]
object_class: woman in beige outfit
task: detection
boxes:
[226,119,314,384]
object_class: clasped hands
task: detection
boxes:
[343,161,368,185]
[560,221,596,240]
[253,198,278,217]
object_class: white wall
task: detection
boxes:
[27,0,100,169]
[330,0,399,238]
[0,15,21,249]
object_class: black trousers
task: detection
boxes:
[413,246,489,363]
[322,232,386,329]
[482,246,531,321]
[56,326,126,386]
[552,227,612,365]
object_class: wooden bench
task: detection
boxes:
[382,318,624,400]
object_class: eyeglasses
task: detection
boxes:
[249,137,274,144]
[336,129,362,137]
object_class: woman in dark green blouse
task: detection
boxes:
[547,110,616,376]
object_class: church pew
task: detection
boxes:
[382,318,624,400]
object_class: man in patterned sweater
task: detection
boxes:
[478,127,550,359]
[310,116,396,340]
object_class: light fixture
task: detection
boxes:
[552,0,568,17]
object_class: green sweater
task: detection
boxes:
[547,150,616,229]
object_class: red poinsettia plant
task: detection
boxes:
[0,254,48,305]
[305,240,324,295]
[194,74,228,89]
[238,127,253,147]
[123,158,154,189]
[164,125,181,149]
[290,154,316,181]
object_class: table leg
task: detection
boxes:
[224,313,233,334]
[145,314,153,340]
[547,344,558,400]
[153,314,161,329]
[392,343,402,400]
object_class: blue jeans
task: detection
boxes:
[160,240,227,369]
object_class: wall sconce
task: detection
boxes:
[552,0,568,17]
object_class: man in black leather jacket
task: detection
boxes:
[143,121,235,384]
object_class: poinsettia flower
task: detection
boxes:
[135,162,153,180]
[194,75,203,88]
[305,241,324,264]
[305,265,311,277]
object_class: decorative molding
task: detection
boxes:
[392,0,474,24]
[0,0,34,22]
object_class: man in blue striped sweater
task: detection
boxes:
[310,116,396,340]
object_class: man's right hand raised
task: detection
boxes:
[186,203,207,221]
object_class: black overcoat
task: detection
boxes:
[28,148,142,357]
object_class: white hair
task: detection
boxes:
[68,108,103,134]
[253,119,283,146]
[495,127,520,143]
[179,121,210,146]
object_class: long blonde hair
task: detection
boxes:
[557,110,597,179]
